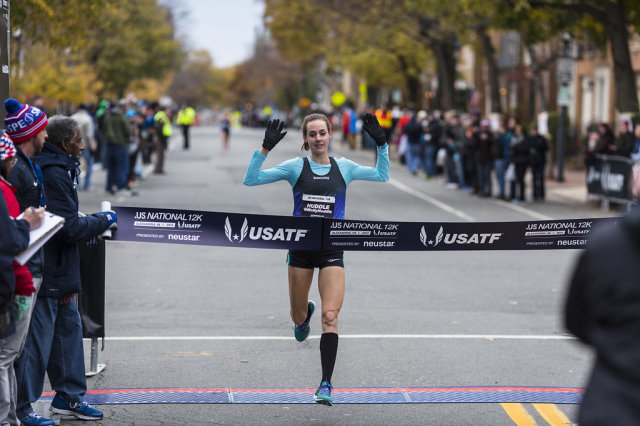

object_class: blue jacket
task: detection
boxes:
[33,143,109,298]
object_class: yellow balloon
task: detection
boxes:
[331,91,346,107]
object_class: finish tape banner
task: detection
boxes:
[111,206,617,251]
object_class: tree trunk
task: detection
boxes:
[432,34,457,111]
[606,2,639,114]
[526,45,548,112]
[397,55,421,108]
[478,26,502,114]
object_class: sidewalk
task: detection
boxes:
[545,167,588,205]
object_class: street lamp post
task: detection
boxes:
[556,85,569,182]
[556,39,574,183]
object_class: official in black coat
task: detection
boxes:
[565,163,640,426]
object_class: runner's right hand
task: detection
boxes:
[262,119,287,151]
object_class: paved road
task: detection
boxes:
[35,125,621,425]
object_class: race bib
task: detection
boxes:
[302,194,335,217]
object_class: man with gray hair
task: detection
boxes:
[71,104,96,191]
[15,116,117,425]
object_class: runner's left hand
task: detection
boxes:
[362,113,387,146]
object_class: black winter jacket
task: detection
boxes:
[7,149,45,277]
[565,207,640,425]
[33,143,109,298]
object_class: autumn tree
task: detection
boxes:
[226,31,303,110]
[168,50,227,107]
[85,0,183,99]
[264,0,432,109]
[10,0,183,103]
[513,0,640,114]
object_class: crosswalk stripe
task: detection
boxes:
[533,403,572,425]
[501,403,537,425]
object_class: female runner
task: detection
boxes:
[243,112,389,405]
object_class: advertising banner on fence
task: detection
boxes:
[111,206,323,250]
[587,154,635,201]
[323,217,618,251]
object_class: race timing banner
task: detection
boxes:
[110,206,617,251]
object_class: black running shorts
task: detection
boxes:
[287,250,344,269]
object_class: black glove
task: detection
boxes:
[262,119,287,151]
[362,113,387,146]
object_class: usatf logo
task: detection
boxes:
[420,226,444,247]
[420,226,502,247]
[225,217,248,242]
[224,217,309,243]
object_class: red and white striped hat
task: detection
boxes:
[0,131,16,161]
[4,98,48,143]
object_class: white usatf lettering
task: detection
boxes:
[442,233,501,244]
[249,227,308,242]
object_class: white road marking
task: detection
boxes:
[90,334,575,342]
[493,199,553,220]
[387,179,475,221]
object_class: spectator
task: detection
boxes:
[94,99,110,166]
[597,122,615,155]
[347,106,358,150]
[564,162,640,426]
[340,106,351,144]
[613,119,634,158]
[509,124,529,202]
[0,196,19,337]
[493,124,512,200]
[0,132,45,426]
[463,121,478,193]
[125,107,142,190]
[98,101,132,195]
[403,112,424,175]
[443,114,467,190]
[0,194,39,337]
[15,116,116,425]
[176,104,196,150]
[423,112,442,178]
[528,127,549,202]
[632,124,640,162]
[71,104,96,191]
[472,120,493,197]
[139,102,155,165]
[3,97,51,425]
[153,102,172,174]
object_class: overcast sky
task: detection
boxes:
[177,0,265,68]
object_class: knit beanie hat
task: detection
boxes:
[3,98,48,143]
[0,131,16,161]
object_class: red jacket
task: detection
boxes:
[0,177,34,296]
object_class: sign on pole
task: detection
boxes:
[556,57,573,85]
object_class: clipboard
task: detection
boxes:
[14,211,65,265]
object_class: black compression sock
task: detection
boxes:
[320,332,339,384]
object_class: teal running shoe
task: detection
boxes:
[314,380,333,406]
[294,300,315,342]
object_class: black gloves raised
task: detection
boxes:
[362,113,387,147]
[262,119,287,151]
